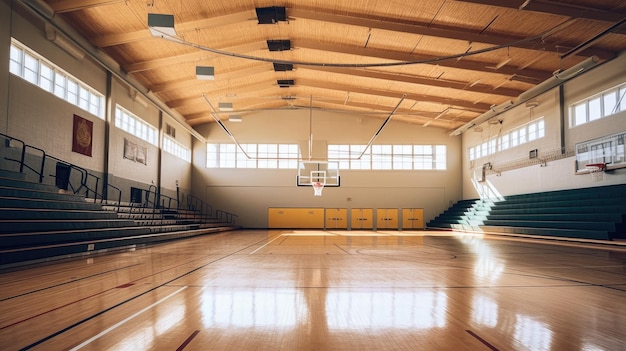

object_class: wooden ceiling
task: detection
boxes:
[44,0,626,131]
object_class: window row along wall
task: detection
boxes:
[0,4,195,204]
[462,51,626,200]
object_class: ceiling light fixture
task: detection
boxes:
[147,13,176,37]
[218,102,233,111]
[228,115,242,122]
[196,66,215,80]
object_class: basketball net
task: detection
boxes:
[586,163,605,182]
[590,167,604,182]
[313,181,324,196]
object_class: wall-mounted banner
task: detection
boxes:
[124,138,147,165]
[72,114,93,157]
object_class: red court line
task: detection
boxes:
[466,330,500,351]
[176,330,200,351]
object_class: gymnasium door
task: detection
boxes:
[325,208,348,229]
[402,208,424,229]
[351,208,373,230]
[376,208,399,230]
[268,208,325,228]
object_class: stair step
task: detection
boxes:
[0,208,118,220]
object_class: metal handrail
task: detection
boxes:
[143,184,179,211]
[106,184,122,212]
[186,194,212,222]
[2,132,235,224]
[186,194,238,224]
[0,132,120,209]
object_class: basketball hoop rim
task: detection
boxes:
[584,163,606,172]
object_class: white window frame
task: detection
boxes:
[9,38,105,119]
[206,143,301,169]
[328,144,447,170]
[468,118,545,161]
[570,82,626,128]
[114,105,158,146]
[163,135,191,162]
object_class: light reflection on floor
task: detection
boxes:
[5,230,626,351]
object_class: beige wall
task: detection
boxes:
[192,109,463,228]
[462,51,626,199]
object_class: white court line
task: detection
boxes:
[250,233,285,255]
[69,286,188,350]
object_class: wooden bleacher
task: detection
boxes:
[427,184,626,240]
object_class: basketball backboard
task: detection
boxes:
[297,160,340,187]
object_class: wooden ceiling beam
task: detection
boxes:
[126,37,554,85]
[288,8,616,60]
[297,79,493,112]
[92,10,255,47]
[294,39,552,82]
[126,52,206,73]
[453,0,626,23]
[300,66,525,98]
[124,42,266,73]
[48,0,124,13]
[185,99,471,128]
[309,99,475,123]
[149,63,268,93]
[166,80,276,108]
[127,37,549,82]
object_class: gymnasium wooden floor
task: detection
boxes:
[1,230,625,351]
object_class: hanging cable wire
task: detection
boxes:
[150,19,574,68]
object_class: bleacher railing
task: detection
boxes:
[185,194,238,225]
[1,132,236,225]
[0,132,121,211]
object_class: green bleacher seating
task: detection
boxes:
[0,171,238,267]
[427,184,626,241]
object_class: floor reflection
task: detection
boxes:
[456,234,505,282]
[326,289,447,330]
[514,314,553,351]
[471,294,499,328]
[200,288,308,328]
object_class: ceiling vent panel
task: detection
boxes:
[267,39,291,52]
[256,7,287,24]
[277,79,294,87]
[273,63,294,71]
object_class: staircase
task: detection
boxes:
[427,184,626,241]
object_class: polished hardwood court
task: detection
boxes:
[1,230,626,351]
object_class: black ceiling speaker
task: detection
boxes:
[256,7,287,24]
[267,40,291,52]
[273,63,294,71]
